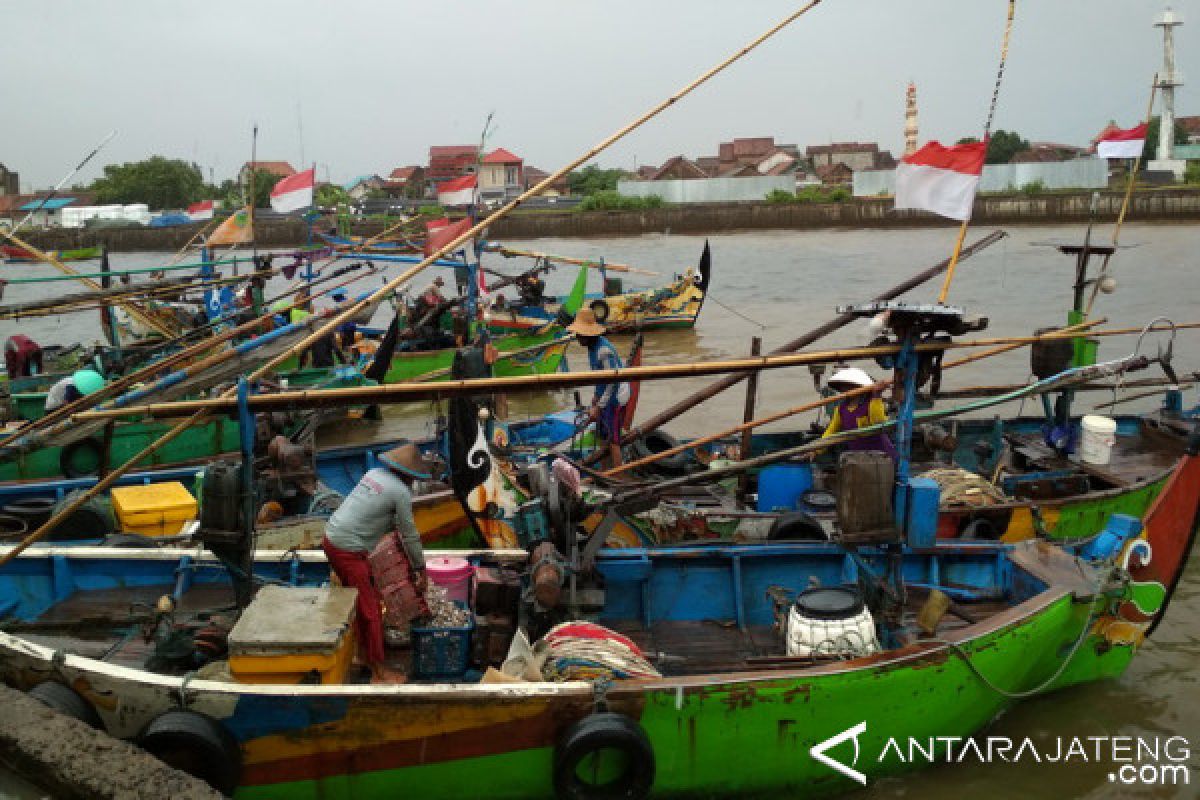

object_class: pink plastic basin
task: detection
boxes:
[426,556,474,603]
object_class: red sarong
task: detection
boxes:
[322,537,385,665]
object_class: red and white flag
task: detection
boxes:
[894,140,987,221]
[1096,123,1148,160]
[186,200,214,221]
[270,168,316,213]
[424,217,473,259]
[437,174,477,207]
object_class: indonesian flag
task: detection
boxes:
[894,140,987,221]
[1096,123,1148,160]
[437,174,477,207]
[207,206,254,246]
[270,168,316,213]
[424,217,473,259]
[186,200,214,221]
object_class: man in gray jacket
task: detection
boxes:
[322,443,431,681]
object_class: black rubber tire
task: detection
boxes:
[0,513,27,541]
[767,511,827,541]
[960,518,997,541]
[47,493,114,542]
[59,437,104,479]
[137,710,242,796]
[28,681,104,730]
[589,299,611,325]
[632,429,688,476]
[553,712,655,800]
[2,497,56,529]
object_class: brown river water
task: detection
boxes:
[2,223,1198,797]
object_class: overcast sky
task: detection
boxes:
[2,0,1194,189]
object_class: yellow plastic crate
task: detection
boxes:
[111,481,198,537]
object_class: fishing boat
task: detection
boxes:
[2,244,101,263]
[0,422,1195,796]
[319,232,422,255]
[485,242,712,334]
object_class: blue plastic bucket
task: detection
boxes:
[756,464,814,513]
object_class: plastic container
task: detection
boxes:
[756,463,814,513]
[426,557,474,604]
[228,586,358,685]
[1080,415,1117,465]
[411,602,475,681]
[111,481,197,537]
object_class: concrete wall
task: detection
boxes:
[18,189,1200,251]
[854,158,1109,197]
[617,175,793,204]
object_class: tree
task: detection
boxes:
[956,131,1029,164]
[1143,115,1188,162]
[315,183,350,207]
[91,156,206,209]
[247,170,283,208]
[567,164,627,196]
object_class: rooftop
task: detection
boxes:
[243,161,297,178]
[482,147,522,164]
[19,197,76,211]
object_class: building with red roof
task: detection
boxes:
[238,161,297,185]
[427,145,479,185]
[479,147,524,204]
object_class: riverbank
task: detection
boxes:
[16,188,1200,252]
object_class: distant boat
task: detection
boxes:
[486,242,712,333]
[2,245,101,263]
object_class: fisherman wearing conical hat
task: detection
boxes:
[568,308,631,468]
[821,367,896,458]
[43,369,105,413]
[322,443,432,682]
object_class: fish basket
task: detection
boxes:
[411,602,475,681]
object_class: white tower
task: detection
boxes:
[1151,7,1186,178]
[904,83,918,157]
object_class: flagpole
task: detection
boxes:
[250,123,259,277]
[936,0,1017,305]
[1084,76,1159,317]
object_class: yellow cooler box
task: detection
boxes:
[111,482,198,537]
[228,586,358,685]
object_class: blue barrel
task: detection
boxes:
[756,464,814,513]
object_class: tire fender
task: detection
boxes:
[59,437,104,479]
[28,681,104,730]
[767,511,827,541]
[137,709,242,796]
[553,711,655,800]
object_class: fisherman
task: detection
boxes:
[820,367,896,458]
[330,289,358,350]
[43,369,105,413]
[321,443,431,683]
[568,308,631,468]
[420,276,447,309]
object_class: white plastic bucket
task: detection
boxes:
[1080,415,1118,465]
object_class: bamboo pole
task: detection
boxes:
[485,245,659,276]
[73,320,1193,421]
[1084,78,1160,317]
[2,231,176,337]
[0,1,827,567]
[603,319,1103,477]
[0,271,266,320]
[239,0,826,390]
[0,280,329,453]
[622,229,1007,448]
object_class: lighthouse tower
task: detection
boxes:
[1150,7,1186,179]
[904,82,918,157]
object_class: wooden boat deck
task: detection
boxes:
[1005,420,1182,489]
